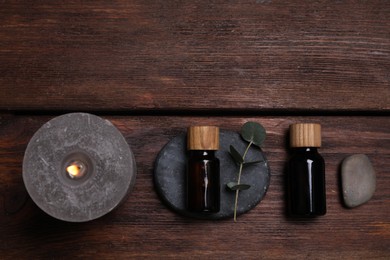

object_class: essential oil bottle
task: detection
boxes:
[287,123,326,217]
[186,126,220,213]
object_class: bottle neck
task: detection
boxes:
[188,150,216,158]
[293,147,319,153]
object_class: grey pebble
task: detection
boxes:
[341,154,376,208]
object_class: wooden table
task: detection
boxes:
[1,1,389,259]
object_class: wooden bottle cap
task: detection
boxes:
[187,126,219,150]
[290,123,321,147]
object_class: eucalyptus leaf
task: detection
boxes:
[243,160,263,167]
[229,145,244,164]
[240,122,266,147]
[226,182,251,191]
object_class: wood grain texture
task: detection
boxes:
[0,1,389,258]
[0,1,389,112]
[187,125,219,150]
[0,115,389,259]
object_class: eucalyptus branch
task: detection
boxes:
[227,122,266,222]
[233,140,253,222]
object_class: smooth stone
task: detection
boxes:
[154,131,270,220]
[341,154,376,208]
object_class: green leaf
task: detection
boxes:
[229,145,244,164]
[240,121,266,147]
[226,182,251,191]
[243,160,263,167]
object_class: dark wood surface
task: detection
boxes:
[1,116,389,259]
[0,0,389,259]
[0,1,389,112]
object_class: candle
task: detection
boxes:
[23,113,136,222]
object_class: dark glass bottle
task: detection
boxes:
[187,126,220,213]
[287,123,326,217]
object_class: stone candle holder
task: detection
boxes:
[23,113,136,222]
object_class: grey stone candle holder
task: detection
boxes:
[154,131,270,220]
[23,113,136,222]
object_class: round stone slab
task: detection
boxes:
[341,154,376,208]
[154,131,270,220]
[23,113,137,222]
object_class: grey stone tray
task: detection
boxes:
[154,131,270,220]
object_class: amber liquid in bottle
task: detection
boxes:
[287,147,326,217]
[187,150,220,213]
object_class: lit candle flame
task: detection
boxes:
[67,164,81,178]
[66,161,87,179]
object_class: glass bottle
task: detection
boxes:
[287,123,326,217]
[186,126,220,213]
